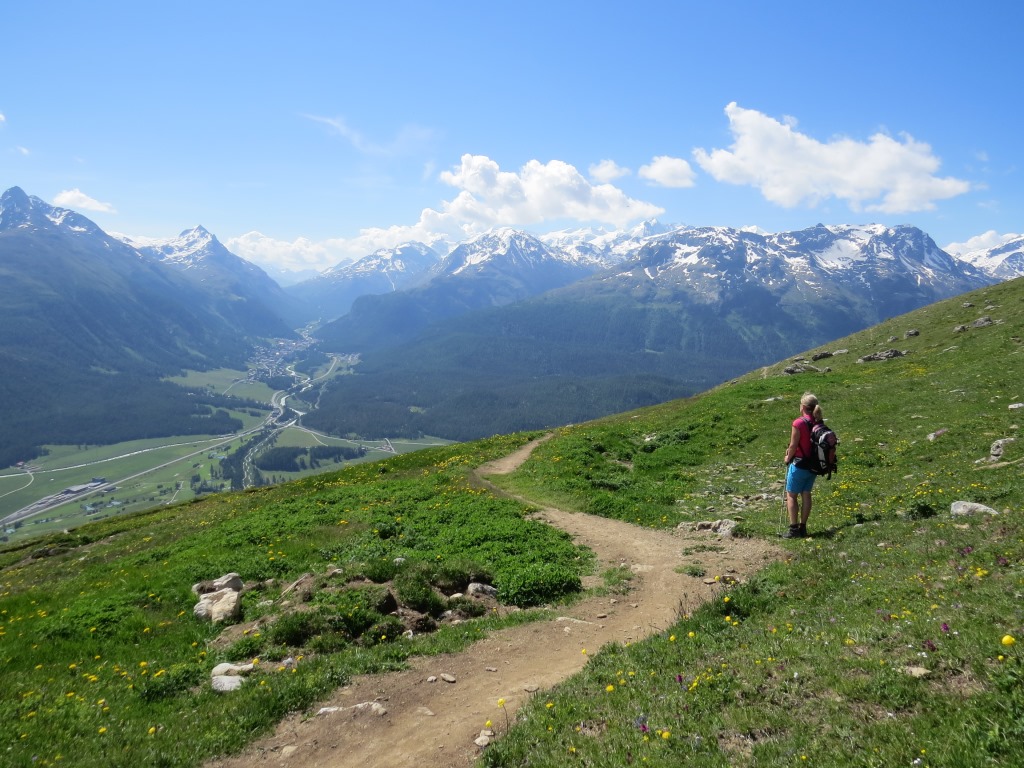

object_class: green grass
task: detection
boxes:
[0,432,595,767]
[481,277,1024,767]
[2,278,1023,767]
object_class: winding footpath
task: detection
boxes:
[208,437,780,768]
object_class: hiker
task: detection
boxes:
[783,392,820,538]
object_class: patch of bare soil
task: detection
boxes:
[207,436,780,768]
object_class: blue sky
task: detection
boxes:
[1,1,1020,275]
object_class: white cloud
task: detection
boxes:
[233,154,663,273]
[638,155,697,188]
[52,188,117,213]
[589,159,630,183]
[693,102,972,214]
[226,232,354,273]
[0,112,6,124]
[17,146,29,156]
[438,154,663,229]
[944,230,1021,256]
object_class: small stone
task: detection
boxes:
[281,746,298,758]
[595,613,608,619]
[475,735,491,747]
[317,706,340,715]
[440,673,456,683]
[485,667,498,672]
[524,683,539,693]
[211,675,245,692]
[427,676,438,683]
[950,501,998,516]
[416,706,435,717]
[903,666,931,678]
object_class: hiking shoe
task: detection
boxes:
[798,524,808,537]
[782,525,801,539]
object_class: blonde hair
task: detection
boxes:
[800,392,819,414]
[812,404,823,422]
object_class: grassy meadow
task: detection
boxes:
[1,277,1022,767]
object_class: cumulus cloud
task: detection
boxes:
[226,232,354,273]
[233,154,663,273]
[589,159,630,183]
[693,102,971,213]
[638,155,697,188]
[438,154,662,228]
[53,188,117,213]
[944,230,1021,257]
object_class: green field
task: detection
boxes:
[164,368,276,402]
[2,279,1022,767]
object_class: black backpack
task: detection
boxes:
[806,419,839,479]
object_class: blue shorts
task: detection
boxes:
[786,462,816,494]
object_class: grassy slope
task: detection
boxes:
[483,277,1024,766]
[1,278,1021,767]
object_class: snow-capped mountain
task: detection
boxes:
[540,219,674,266]
[953,234,1024,280]
[120,226,299,334]
[0,185,110,239]
[286,242,439,321]
[433,227,597,277]
[615,223,989,305]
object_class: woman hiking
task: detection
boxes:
[782,392,822,539]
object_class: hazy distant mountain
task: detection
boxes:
[0,187,270,466]
[304,222,995,442]
[119,227,299,334]
[953,234,1024,280]
[315,228,603,350]
[286,241,439,323]
[539,219,674,265]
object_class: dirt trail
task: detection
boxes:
[208,437,780,768]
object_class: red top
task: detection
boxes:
[792,416,813,460]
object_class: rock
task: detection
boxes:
[811,351,833,361]
[211,661,255,676]
[953,324,968,333]
[211,675,245,692]
[467,582,498,598]
[427,676,438,683]
[1009,403,1024,410]
[524,683,539,692]
[782,362,823,375]
[902,666,931,678]
[857,349,906,363]
[281,746,298,758]
[440,673,457,683]
[688,519,739,537]
[950,501,999,517]
[416,706,435,717]
[927,428,947,441]
[280,572,315,600]
[317,706,341,715]
[194,587,242,623]
[905,329,920,337]
[887,335,898,343]
[352,701,388,716]
[971,316,993,328]
[987,438,1016,462]
[833,348,849,355]
[192,572,243,595]
[962,301,974,308]
[475,734,492,747]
